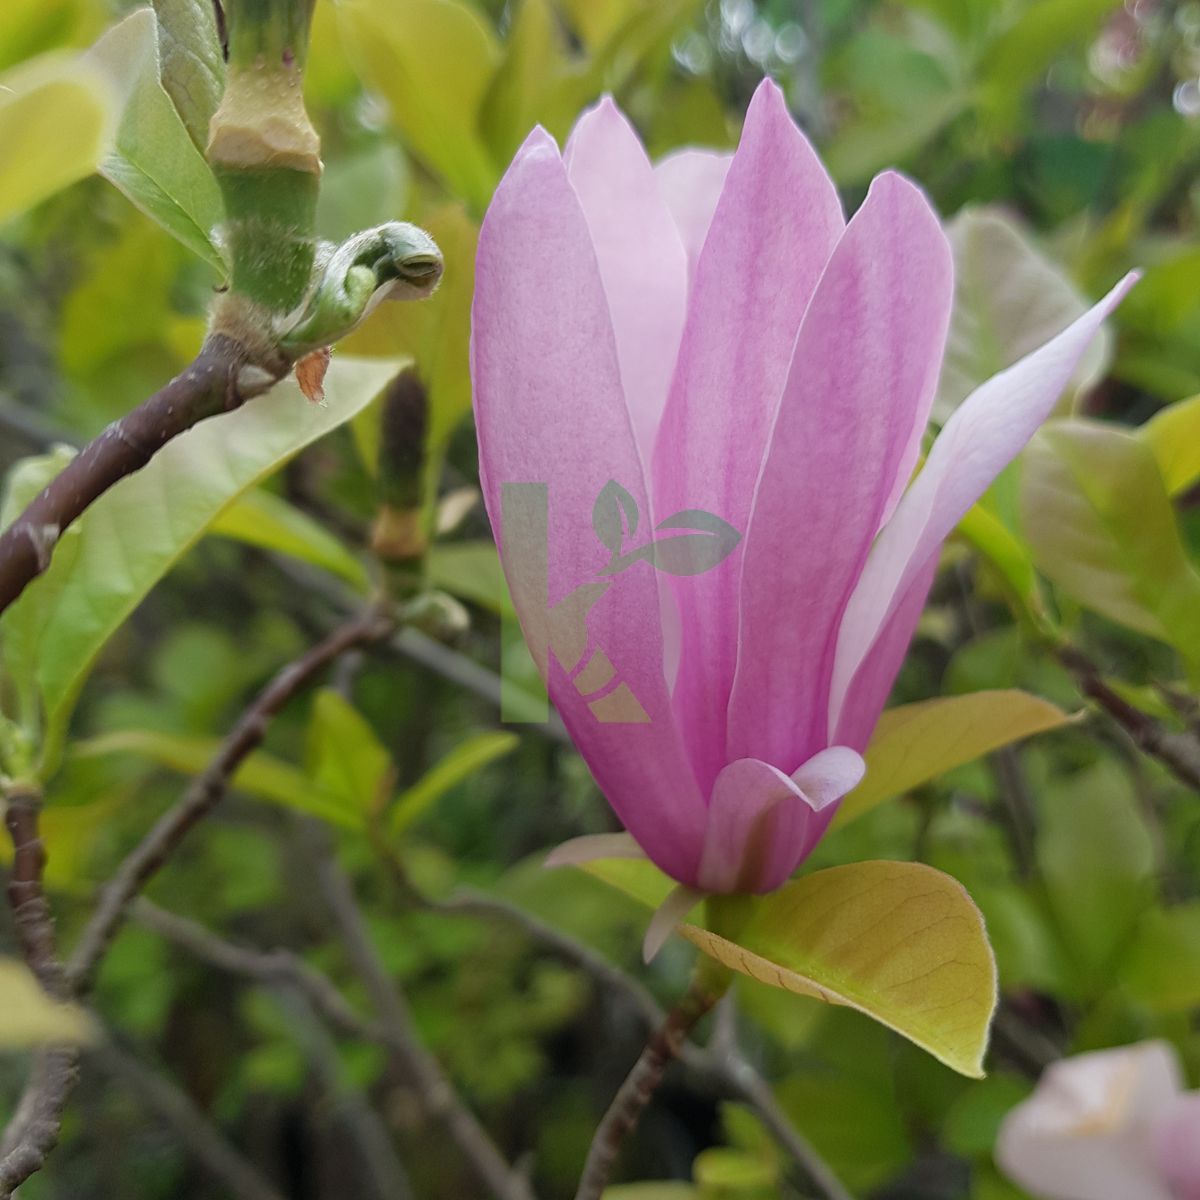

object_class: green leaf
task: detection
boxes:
[836,690,1071,827]
[1020,420,1200,665]
[210,489,370,590]
[938,208,1110,421]
[1140,393,1200,498]
[0,52,115,223]
[1121,904,1200,1012]
[305,690,394,816]
[956,499,1044,621]
[0,357,401,774]
[390,731,519,834]
[1037,763,1154,992]
[151,0,225,154]
[978,0,1124,129]
[74,729,365,830]
[478,0,571,167]
[425,540,513,616]
[0,959,93,1047]
[586,859,997,1078]
[85,8,226,270]
[335,0,501,210]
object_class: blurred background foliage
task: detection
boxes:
[1,0,1200,1197]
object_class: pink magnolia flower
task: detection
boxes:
[471,79,1136,924]
[996,1041,1200,1200]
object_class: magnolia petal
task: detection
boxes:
[472,128,707,883]
[995,1041,1181,1200]
[544,832,646,868]
[727,172,953,771]
[791,746,866,810]
[643,884,705,963]
[654,148,732,279]
[697,756,856,894]
[1152,1092,1200,1200]
[830,271,1140,735]
[833,551,940,753]
[652,77,845,795]
[565,99,689,469]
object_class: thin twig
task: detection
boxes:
[0,784,78,1196]
[131,899,391,1045]
[276,990,417,1200]
[574,983,719,1200]
[93,1037,287,1200]
[301,823,536,1200]
[374,848,852,1200]
[0,613,390,1194]
[0,335,274,617]
[1057,645,1200,793]
[66,609,393,994]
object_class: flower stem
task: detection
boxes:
[206,0,321,321]
[573,965,730,1200]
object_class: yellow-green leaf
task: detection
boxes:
[210,489,370,590]
[837,690,1072,827]
[336,0,500,210]
[0,959,92,1048]
[73,729,363,830]
[0,52,115,224]
[390,731,519,834]
[956,501,1043,621]
[305,690,394,815]
[0,357,401,775]
[585,859,997,1078]
[1020,419,1200,666]
[1140,393,1200,498]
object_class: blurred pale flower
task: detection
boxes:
[470,78,1136,923]
[997,1041,1200,1200]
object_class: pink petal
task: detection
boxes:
[726,172,953,772]
[1152,1093,1200,1200]
[833,551,939,752]
[654,148,732,278]
[472,128,707,884]
[696,750,862,893]
[652,78,845,795]
[791,746,867,808]
[996,1041,1181,1200]
[830,271,1140,737]
[564,99,689,469]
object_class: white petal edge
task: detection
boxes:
[544,832,646,869]
[643,884,706,963]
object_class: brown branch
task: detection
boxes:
[0,612,389,1196]
[66,609,393,995]
[574,983,719,1200]
[131,899,393,1047]
[0,334,275,618]
[301,823,536,1200]
[0,783,78,1197]
[1057,645,1200,793]
[371,844,852,1200]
